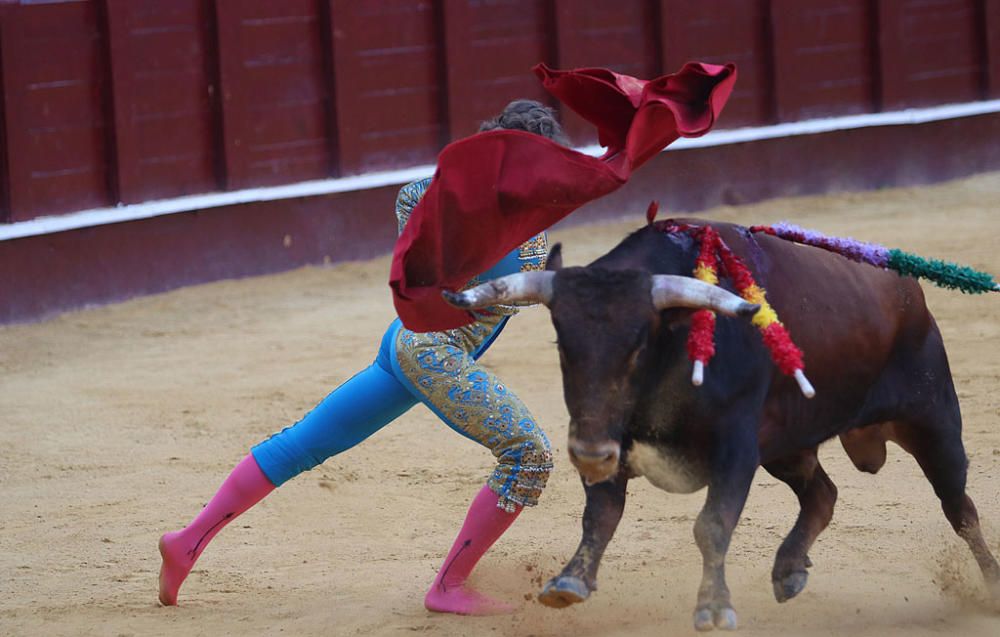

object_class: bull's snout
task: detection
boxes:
[568,438,621,485]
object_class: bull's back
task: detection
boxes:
[740,228,927,376]
[714,222,937,450]
[596,219,936,429]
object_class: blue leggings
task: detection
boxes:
[250,317,551,511]
[250,322,416,486]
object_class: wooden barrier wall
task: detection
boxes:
[0,0,997,224]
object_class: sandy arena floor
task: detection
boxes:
[2,173,1000,636]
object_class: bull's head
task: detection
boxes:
[443,244,759,486]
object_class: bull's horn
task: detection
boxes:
[442,271,555,309]
[651,275,759,317]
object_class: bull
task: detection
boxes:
[444,219,1000,631]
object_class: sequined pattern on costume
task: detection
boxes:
[519,233,548,261]
[395,177,432,236]
[494,231,551,309]
[394,314,553,512]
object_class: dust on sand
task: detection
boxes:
[2,173,1000,636]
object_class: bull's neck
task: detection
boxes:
[589,225,696,276]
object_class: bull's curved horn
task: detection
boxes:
[442,271,555,309]
[651,275,760,317]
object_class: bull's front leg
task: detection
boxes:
[692,433,758,632]
[538,473,628,608]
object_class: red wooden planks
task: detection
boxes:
[215,0,332,188]
[982,0,1000,98]
[770,0,876,121]
[0,3,9,223]
[443,0,555,142]
[0,0,996,225]
[660,0,773,128]
[554,0,657,143]
[879,0,984,109]
[105,0,219,203]
[1,0,113,221]
[329,0,444,173]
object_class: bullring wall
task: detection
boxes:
[1,0,998,322]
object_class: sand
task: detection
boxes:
[2,173,999,636]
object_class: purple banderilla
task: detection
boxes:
[768,221,891,268]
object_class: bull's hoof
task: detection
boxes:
[772,570,809,603]
[538,576,590,609]
[693,605,738,631]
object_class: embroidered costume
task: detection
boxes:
[250,177,552,511]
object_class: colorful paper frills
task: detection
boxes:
[688,225,720,386]
[751,222,999,295]
[661,221,814,398]
[886,249,999,294]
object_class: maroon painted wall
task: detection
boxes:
[105,0,220,202]
[330,1,445,172]
[214,0,334,188]
[1,0,998,223]
[660,0,774,127]
[2,0,1000,325]
[1,0,113,220]
[878,0,985,110]
[3,110,998,325]
[444,0,555,141]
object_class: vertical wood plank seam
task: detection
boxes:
[432,0,451,152]
[0,6,12,222]
[318,0,341,178]
[544,0,560,110]
[974,0,989,99]
[205,0,228,192]
[761,0,779,124]
[98,0,122,206]
[868,0,884,112]
[648,0,663,78]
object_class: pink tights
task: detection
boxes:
[158,454,274,606]
[424,484,522,615]
[159,456,521,615]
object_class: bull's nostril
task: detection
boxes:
[568,438,621,468]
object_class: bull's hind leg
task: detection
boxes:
[891,412,1000,597]
[884,323,1000,597]
[538,474,628,608]
[763,449,838,602]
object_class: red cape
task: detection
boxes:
[390,61,737,332]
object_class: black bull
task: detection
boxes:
[445,219,1000,631]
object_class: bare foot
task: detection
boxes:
[158,531,194,606]
[424,584,516,616]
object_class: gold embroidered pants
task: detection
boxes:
[391,314,553,512]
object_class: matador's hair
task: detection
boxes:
[479,99,570,146]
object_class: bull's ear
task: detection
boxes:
[545,243,563,271]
